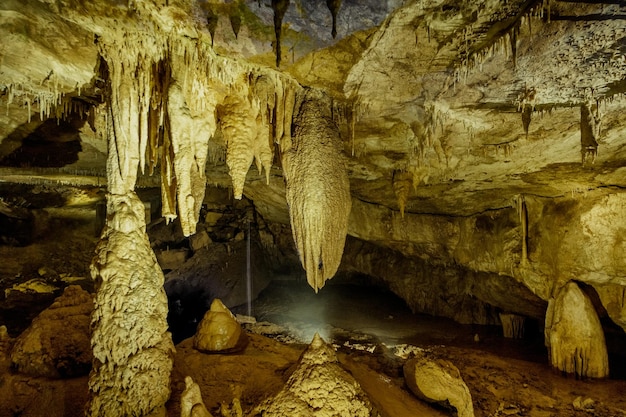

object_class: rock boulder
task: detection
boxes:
[10,285,93,378]
[403,352,474,417]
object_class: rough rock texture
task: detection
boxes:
[499,313,525,339]
[193,298,246,353]
[10,285,92,378]
[251,333,375,417]
[87,193,175,417]
[282,88,351,292]
[180,376,213,417]
[1,0,626,368]
[545,281,609,378]
[403,353,475,417]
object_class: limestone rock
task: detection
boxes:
[545,281,609,378]
[88,192,175,417]
[10,285,93,378]
[251,333,375,417]
[403,353,475,417]
[193,298,247,353]
[0,325,13,358]
[499,313,525,339]
[190,230,212,252]
[282,88,351,292]
[180,376,213,417]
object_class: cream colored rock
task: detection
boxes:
[193,298,246,353]
[403,353,475,417]
[87,192,175,417]
[251,333,375,417]
[180,376,213,417]
[545,281,609,378]
[282,88,351,292]
[10,285,92,378]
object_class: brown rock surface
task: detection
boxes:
[403,352,475,417]
[10,285,92,378]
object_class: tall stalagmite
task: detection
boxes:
[282,88,351,291]
[545,281,609,378]
[89,20,174,416]
[88,193,174,417]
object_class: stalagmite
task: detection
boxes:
[180,376,213,417]
[545,281,609,378]
[499,313,525,339]
[392,170,413,218]
[282,88,351,292]
[251,333,375,416]
[87,193,175,417]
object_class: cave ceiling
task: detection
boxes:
[1,0,626,221]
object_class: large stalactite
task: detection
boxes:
[282,88,351,292]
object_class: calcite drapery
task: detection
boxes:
[282,88,351,291]
[545,281,609,378]
[87,193,174,417]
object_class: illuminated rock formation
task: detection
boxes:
[180,376,213,417]
[251,333,375,416]
[88,192,174,416]
[193,298,247,353]
[545,281,609,378]
[403,352,475,417]
[282,88,351,292]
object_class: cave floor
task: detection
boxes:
[1,201,626,417]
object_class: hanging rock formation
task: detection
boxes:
[87,193,175,416]
[403,352,475,417]
[282,88,351,292]
[251,333,375,416]
[544,281,609,378]
[499,313,525,339]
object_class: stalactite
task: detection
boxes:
[271,0,290,68]
[580,102,600,165]
[166,37,223,236]
[326,0,341,39]
[206,8,218,47]
[515,194,528,265]
[392,170,413,219]
[282,88,351,292]
[500,313,525,339]
[230,13,242,39]
[218,91,260,199]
